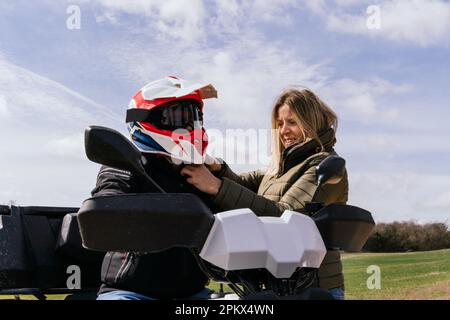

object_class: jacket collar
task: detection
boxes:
[279,127,336,175]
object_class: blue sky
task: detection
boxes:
[0,0,449,223]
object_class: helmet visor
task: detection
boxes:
[127,100,203,132]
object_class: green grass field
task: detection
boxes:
[2,249,449,300]
[208,249,450,300]
[341,249,450,300]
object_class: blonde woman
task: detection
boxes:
[181,87,348,300]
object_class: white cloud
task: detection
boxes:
[318,77,413,122]
[45,133,85,159]
[349,171,450,223]
[92,0,206,43]
[91,0,449,47]
[378,0,450,46]
[95,10,119,25]
[91,0,303,43]
[306,0,450,47]
[196,45,329,127]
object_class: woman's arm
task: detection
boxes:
[213,162,348,217]
[211,161,266,193]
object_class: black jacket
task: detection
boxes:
[91,155,215,299]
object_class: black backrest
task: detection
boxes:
[0,205,103,290]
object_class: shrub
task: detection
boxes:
[363,221,450,252]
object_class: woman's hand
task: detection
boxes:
[204,154,223,172]
[180,164,222,196]
[205,162,222,172]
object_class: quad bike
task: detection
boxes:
[0,126,375,300]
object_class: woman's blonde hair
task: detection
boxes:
[269,87,338,175]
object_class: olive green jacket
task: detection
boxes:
[213,128,348,290]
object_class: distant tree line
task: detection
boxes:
[363,221,450,252]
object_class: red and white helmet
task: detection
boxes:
[126,76,217,164]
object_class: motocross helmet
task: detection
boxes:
[126,76,217,164]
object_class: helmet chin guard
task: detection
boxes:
[126,76,217,164]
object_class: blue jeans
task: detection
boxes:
[329,287,345,300]
[97,287,214,300]
[98,287,344,300]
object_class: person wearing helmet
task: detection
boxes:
[92,76,218,300]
